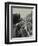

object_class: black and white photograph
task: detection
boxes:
[5,2,37,44]
[11,7,32,38]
